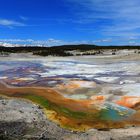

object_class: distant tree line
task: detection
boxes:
[0,44,140,56]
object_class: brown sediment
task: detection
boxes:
[0,82,100,112]
[0,82,107,131]
[0,81,140,131]
[116,96,140,108]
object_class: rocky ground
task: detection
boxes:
[1,97,140,140]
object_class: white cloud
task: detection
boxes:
[0,38,65,46]
[0,19,25,27]
[19,16,28,21]
[0,38,92,46]
[66,0,140,38]
[92,39,112,43]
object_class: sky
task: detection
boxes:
[0,0,140,46]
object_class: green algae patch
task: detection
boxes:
[56,106,87,119]
[24,94,51,108]
[23,94,88,120]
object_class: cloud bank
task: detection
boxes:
[0,37,139,46]
[66,0,140,38]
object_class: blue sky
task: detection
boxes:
[0,0,140,46]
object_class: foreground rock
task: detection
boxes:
[0,97,140,140]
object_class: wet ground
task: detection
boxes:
[0,53,140,130]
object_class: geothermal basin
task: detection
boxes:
[0,54,140,130]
